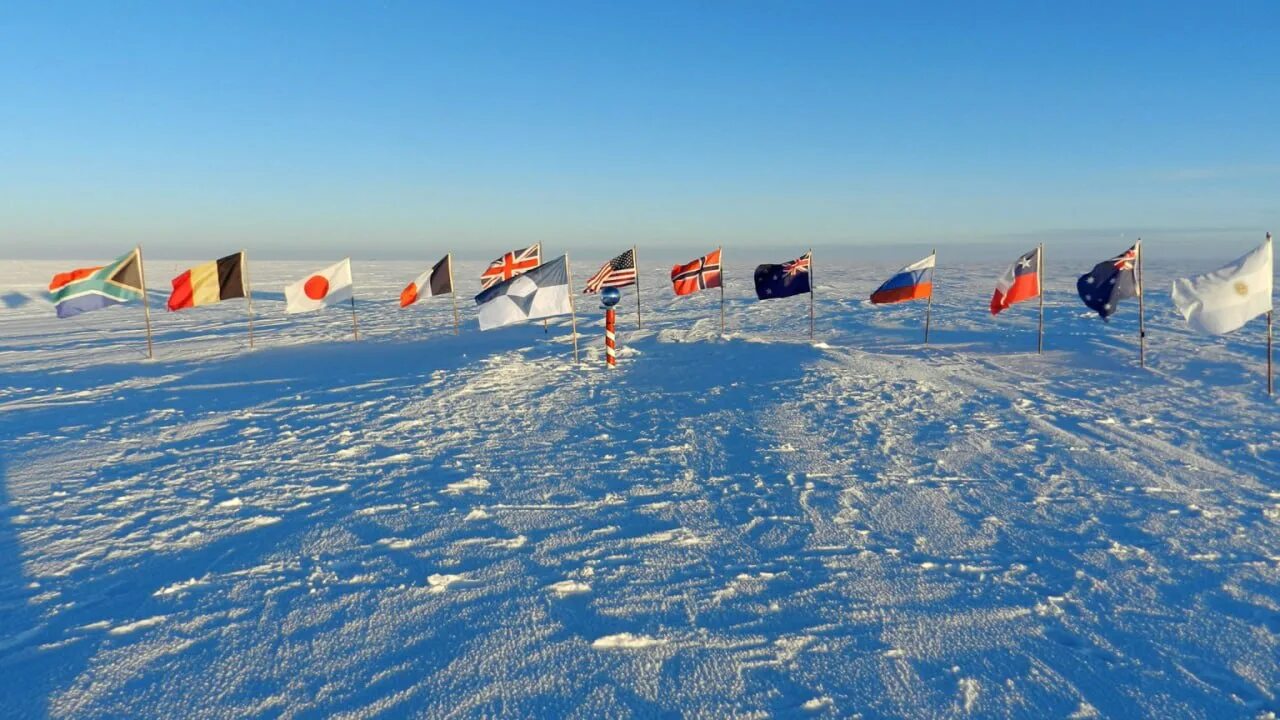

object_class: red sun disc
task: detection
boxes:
[304,275,329,300]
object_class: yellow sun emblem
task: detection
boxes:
[1234,281,1250,296]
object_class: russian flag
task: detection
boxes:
[870,254,935,304]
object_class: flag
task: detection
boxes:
[754,252,811,300]
[475,255,573,331]
[48,248,146,318]
[583,248,637,293]
[991,247,1041,315]
[401,255,453,308]
[671,249,722,296]
[871,254,935,304]
[1077,244,1138,321]
[1171,238,1273,335]
[480,244,541,290]
[284,258,354,314]
[167,252,246,312]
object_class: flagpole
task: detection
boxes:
[1268,232,1274,396]
[719,246,726,336]
[632,244,643,329]
[566,253,580,363]
[349,262,360,341]
[242,249,256,349]
[924,249,935,345]
[1137,239,1145,368]
[1037,243,1045,354]
[808,248,815,342]
[448,252,460,335]
[136,245,156,359]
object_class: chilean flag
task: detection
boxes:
[991,247,1041,315]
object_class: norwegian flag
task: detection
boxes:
[480,244,542,290]
[671,248,723,296]
[583,248,637,293]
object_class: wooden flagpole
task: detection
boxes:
[242,249,256,349]
[566,253,580,363]
[1137,239,1145,368]
[448,252,460,335]
[348,260,360,341]
[808,248,815,342]
[136,244,155,359]
[632,244,643,329]
[1037,243,1045,354]
[719,246,726,335]
[924,249,935,345]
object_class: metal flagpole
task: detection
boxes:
[719,246,726,335]
[566,253,580,363]
[242,249,256,349]
[1137,239,1145,368]
[1037,243,1045,354]
[924,249,935,345]
[808,248,815,342]
[349,261,360,341]
[1268,233,1274,396]
[136,245,155,359]
[632,245,642,329]
[448,252,460,335]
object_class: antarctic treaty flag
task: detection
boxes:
[49,248,146,318]
[754,252,811,300]
[475,255,573,331]
[1077,244,1138,321]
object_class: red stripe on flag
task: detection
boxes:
[167,270,195,311]
[871,282,932,305]
[990,273,1039,315]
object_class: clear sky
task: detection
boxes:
[2,1,1276,259]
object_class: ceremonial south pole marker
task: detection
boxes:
[601,287,621,368]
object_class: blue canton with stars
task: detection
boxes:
[1076,245,1138,321]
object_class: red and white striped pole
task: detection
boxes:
[600,286,621,368]
[605,306,617,368]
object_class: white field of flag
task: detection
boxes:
[284,258,354,314]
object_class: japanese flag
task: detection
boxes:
[285,258,354,314]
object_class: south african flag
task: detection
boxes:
[49,248,147,318]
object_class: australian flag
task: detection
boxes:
[754,252,811,300]
[1077,244,1139,321]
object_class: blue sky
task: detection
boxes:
[2,1,1276,259]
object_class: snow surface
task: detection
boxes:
[1,257,1277,718]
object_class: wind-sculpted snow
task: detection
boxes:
[0,258,1277,718]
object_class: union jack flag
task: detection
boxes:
[783,252,811,278]
[671,248,722,296]
[480,244,542,290]
[583,248,637,293]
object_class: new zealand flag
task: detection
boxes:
[754,252,811,300]
[1077,244,1139,321]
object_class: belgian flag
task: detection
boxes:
[168,252,247,311]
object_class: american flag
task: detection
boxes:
[480,244,542,290]
[583,248,637,293]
